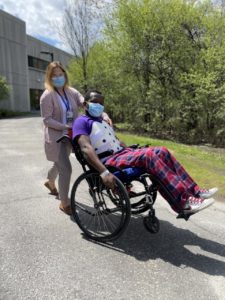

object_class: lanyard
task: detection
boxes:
[56,89,70,111]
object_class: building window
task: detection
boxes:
[28,56,49,71]
[30,89,43,110]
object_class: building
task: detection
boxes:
[0,9,73,112]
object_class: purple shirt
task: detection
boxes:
[72,114,102,140]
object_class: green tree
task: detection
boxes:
[58,0,105,91]
[101,0,225,144]
[103,0,205,129]
[68,0,225,146]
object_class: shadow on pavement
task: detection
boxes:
[79,216,225,277]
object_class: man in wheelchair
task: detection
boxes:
[72,90,217,217]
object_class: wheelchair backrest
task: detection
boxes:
[71,137,145,182]
[71,139,90,171]
[71,138,114,172]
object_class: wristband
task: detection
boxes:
[100,169,110,179]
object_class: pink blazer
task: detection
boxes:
[40,87,84,162]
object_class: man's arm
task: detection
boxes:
[77,135,115,189]
[78,135,107,173]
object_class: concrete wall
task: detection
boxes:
[27,35,73,92]
[0,10,29,111]
[0,9,74,112]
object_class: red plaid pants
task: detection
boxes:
[105,147,200,211]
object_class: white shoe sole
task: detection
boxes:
[183,198,215,215]
[200,188,218,199]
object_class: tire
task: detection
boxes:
[70,171,131,242]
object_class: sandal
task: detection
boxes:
[44,182,59,196]
[59,203,72,215]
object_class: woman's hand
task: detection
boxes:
[102,112,113,126]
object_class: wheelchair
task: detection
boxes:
[58,136,192,242]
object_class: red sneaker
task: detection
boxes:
[183,196,214,214]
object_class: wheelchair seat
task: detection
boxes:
[110,166,146,183]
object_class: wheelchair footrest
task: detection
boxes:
[176,212,195,221]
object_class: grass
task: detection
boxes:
[116,131,225,202]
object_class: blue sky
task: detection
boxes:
[0,0,71,53]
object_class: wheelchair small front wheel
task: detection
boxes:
[71,171,131,242]
[128,179,157,215]
[143,215,160,234]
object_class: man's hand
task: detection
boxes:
[102,172,115,190]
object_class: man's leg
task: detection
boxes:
[150,147,200,196]
[105,147,199,211]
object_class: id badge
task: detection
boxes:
[66,111,73,125]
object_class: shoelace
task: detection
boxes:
[200,189,208,193]
[188,196,203,204]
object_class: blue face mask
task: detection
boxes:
[88,103,104,117]
[52,75,65,88]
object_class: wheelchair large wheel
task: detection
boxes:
[71,171,131,242]
[128,178,157,215]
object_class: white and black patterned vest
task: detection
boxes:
[90,121,123,162]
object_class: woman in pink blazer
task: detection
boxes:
[40,61,84,214]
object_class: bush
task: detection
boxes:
[0,109,31,119]
[0,76,9,101]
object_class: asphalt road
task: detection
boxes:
[0,116,225,300]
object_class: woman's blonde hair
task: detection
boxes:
[44,61,69,91]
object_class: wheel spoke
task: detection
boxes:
[71,172,130,241]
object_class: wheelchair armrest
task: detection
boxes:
[128,144,149,149]
[128,144,139,149]
[56,135,72,143]
[97,150,114,159]
[176,212,194,221]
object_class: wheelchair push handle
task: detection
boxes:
[56,135,72,143]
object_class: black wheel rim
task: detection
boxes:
[71,172,131,242]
